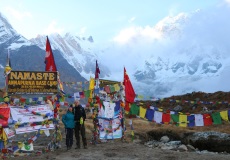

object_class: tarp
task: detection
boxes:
[98,106,105,117]
[98,118,122,139]
[103,101,115,118]
[203,113,212,126]
[15,124,54,134]
[10,104,53,124]
[3,128,15,138]
[211,112,222,125]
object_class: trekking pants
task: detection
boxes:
[74,123,87,147]
[65,128,74,147]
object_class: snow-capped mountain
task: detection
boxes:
[0,12,31,49]
[30,34,111,79]
[1,5,230,98]
[0,12,86,93]
[107,9,230,98]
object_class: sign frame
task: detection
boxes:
[7,71,58,95]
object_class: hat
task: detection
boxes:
[68,105,73,109]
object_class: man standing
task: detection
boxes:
[73,100,87,149]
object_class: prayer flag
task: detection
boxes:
[211,112,222,125]
[145,108,154,121]
[203,114,212,126]
[195,114,204,126]
[220,110,228,121]
[187,115,195,127]
[95,60,100,79]
[171,114,179,126]
[123,67,135,103]
[139,107,147,118]
[179,114,187,127]
[129,103,139,115]
[162,113,170,124]
[45,36,57,71]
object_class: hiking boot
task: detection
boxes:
[75,146,80,149]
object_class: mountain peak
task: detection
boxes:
[0,12,18,43]
[0,12,31,49]
[87,36,94,43]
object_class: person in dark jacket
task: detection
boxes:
[62,106,75,150]
[73,100,87,149]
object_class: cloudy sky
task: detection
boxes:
[1,0,230,97]
[0,0,224,43]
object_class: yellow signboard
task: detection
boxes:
[7,71,58,95]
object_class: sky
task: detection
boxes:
[0,0,223,43]
[1,0,230,97]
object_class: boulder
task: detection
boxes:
[182,131,230,153]
[177,144,188,152]
[160,136,170,143]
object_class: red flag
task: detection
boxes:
[95,60,100,79]
[45,36,57,71]
[123,67,136,103]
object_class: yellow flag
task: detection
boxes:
[114,84,120,91]
[139,106,147,118]
[220,110,228,121]
[158,108,163,112]
[131,130,134,136]
[89,77,95,90]
[179,114,187,127]
[89,77,95,98]
[137,95,144,99]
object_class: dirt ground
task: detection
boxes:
[7,91,230,159]
[11,118,230,160]
[36,140,230,160]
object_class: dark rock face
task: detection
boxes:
[147,130,230,153]
[0,43,86,94]
[181,131,230,153]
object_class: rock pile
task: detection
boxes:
[145,135,193,152]
[145,132,230,154]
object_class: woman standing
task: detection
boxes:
[62,105,75,150]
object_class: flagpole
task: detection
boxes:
[4,49,12,101]
[92,60,100,144]
[122,66,125,142]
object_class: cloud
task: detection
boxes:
[168,4,179,16]
[128,17,136,23]
[5,7,32,21]
[113,26,162,44]
[96,1,230,97]
[43,20,64,35]
[106,3,230,81]
[80,27,87,35]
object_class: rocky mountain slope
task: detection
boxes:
[0,12,86,94]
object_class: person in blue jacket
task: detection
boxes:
[62,105,75,150]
